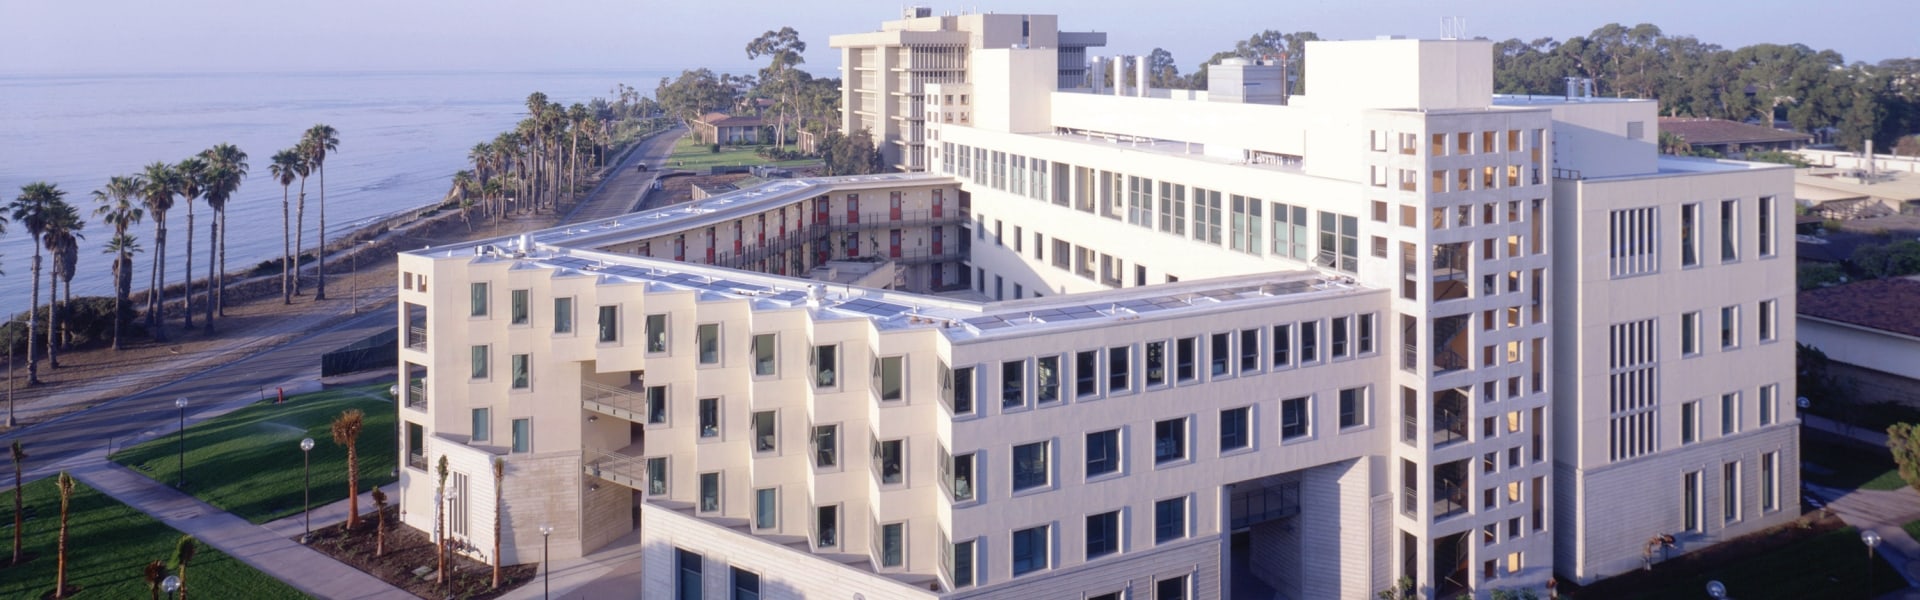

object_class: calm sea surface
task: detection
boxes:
[0,69,681,313]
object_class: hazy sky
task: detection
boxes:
[3,0,1914,77]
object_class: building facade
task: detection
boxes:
[394,13,1797,600]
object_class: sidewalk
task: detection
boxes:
[74,461,409,600]
[1805,415,1920,598]
[494,530,646,600]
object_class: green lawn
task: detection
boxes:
[1904,517,1920,542]
[0,477,306,598]
[110,383,397,524]
[663,135,816,171]
[1803,430,1906,491]
[1567,525,1904,600]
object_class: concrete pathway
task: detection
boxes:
[494,530,646,600]
[1804,415,1920,598]
[75,461,409,600]
[563,126,687,225]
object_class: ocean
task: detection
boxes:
[0,69,685,313]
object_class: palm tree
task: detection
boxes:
[330,409,365,529]
[8,182,65,384]
[371,486,388,557]
[491,456,505,589]
[144,560,166,600]
[199,144,247,328]
[291,139,312,297]
[567,103,588,202]
[268,149,304,304]
[173,156,206,330]
[171,535,197,600]
[43,205,84,355]
[302,125,340,301]
[452,170,477,230]
[53,471,73,599]
[10,441,25,565]
[138,163,178,341]
[93,175,145,350]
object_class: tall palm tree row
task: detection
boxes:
[7,182,67,385]
[43,204,84,358]
[198,144,248,329]
[302,125,339,301]
[267,149,305,304]
[92,175,145,350]
[173,156,205,330]
[137,162,177,342]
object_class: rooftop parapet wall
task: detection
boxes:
[1305,39,1494,111]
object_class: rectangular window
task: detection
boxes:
[873,438,903,485]
[1220,406,1251,451]
[811,425,837,468]
[1282,396,1309,440]
[647,457,669,495]
[952,366,975,414]
[510,289,528,325]
[406,423,425,469]
[1758,196,1775,257]
[510,354,529,389]
[1238,329,1260,373]
[1001,360,1027,409]
[1108,346,1131,392]
[878,356,906,402]
[1272,324,1291,367]
[1759,299,1777,342]
[1158,575,1190,600]
[1340,387,1367,428]
[1155,496,1188,543]
[945,450,976,501]
[1086,510,1120,559]
[1154,417,1188,464]
[816,505,839,548]
[1011,525,1049,576]
[949,538,976,588]
[645,314,668,353]
[676,548,703,600]
[1300,321,1319,362]
[1194,188,1223,245]
[598,306,620,343]
[1229,195,1263,254]
[470,407,490,442]
[1176,337,1197,382]
[699,472,721,512]
[1158,182,1187,235]
[511,417,531,453]
[698,398,720,439]
[1761,452,1779,512]
[1721,199,1739,262]
[754,488,777,530]
[732,567,759,600]
[1681,400,1699,445]
[469,345,489,379]
[1209,332,1232,377]
[1086,429,1121,477]
[1359,313,1376,354]
[1760,383,1777,426]
[1681,311,1701,356]
[646,385,667,424]
[1680,203,1701,267]
[1723,462,1741,523]
[470,282,489,317]
[553,297,573,333]
[1721,305,1740,349]
[1013,441,1050,491]
[1331,316,1350,358]
[752,411,776,453]
[1145,341,1167,387]
[812,344,838,389]
[695,323,719,364]
[1684,470,1703,532]
[879,523,904,568]
[751,333,776,376]
[1609,206,1658,277]
[1034,355,1060,404]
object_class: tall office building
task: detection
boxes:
[394,12,1796,599]
[829,7,1106,172]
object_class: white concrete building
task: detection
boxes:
[394,13,1797,600]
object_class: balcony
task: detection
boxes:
[585,444,648,493]
[582,381,649,423]
[1433,388,1470,448]
[1433,460,1470,520]
[824,209,964,234]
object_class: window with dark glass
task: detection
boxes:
[873,438,903,484]
[699,472,720,512]
[698,398,719,438]
[598,305,620,343]
[1210,332,1232,376]
[510,289,528,324]
[1155,496,1187,543]
[676,548,703,600]
[1108,346,1130,392]
[1238,329,1260,372]
[1002,360,1026,409]
[1086,429,1120,477]
[553,297,573,333]
[1146,341,1166,386]
[646,385,667,424]
[1300,321,1319,362]
[1011,525,1049,576]
[1035,356,1060,404]
[1076,350,1100,398]
[1176,337,1197,382]
[812,425,837,468]
[1272,324,1292,366]
[1282,396,1309,439]
[696,323,719,364]
[752,411,776,453]
[751,333,776,376]
[1155,418,1187,464]
[1086,510,1120,559]
[1220,407,1251,451]
[1332,316,1350,358]
[1013,441,1049,491]
[647,457,668,495]
[645,313,668,352]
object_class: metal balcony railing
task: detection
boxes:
[407,326,427,350]
[585,449,649,494]
[581,381,648,423]
[406,379,428,411]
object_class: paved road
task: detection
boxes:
[563,125,687,224]
[1,305,397,484]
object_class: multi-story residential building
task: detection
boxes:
[393,13,1797,599]
[829,7,1106,172]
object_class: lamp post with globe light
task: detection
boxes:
[540,524,554,599]
[1706,580,1727,599]
[301,437,316,543]
[162,574,180,599]
[173,397,189,487]
[1864,529,1883,597]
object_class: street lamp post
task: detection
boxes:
[173,397,188,487]
[1706,580,1727,599]
[540,524,554,599]
[1864,529,1883,597]
[162,574,180,599]
[300,437,316,543]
